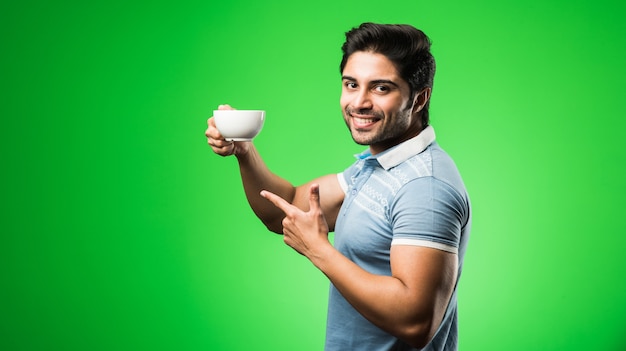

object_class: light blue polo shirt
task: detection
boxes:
[325,126,471,351]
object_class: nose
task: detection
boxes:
[351,89,373,111]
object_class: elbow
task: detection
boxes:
[254,210,285,234]
[265,225,283,235]
[263,219,284,234]
[398,320,434,349]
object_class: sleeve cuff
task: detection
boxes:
[391,238,458,254]
[337,172,348,194]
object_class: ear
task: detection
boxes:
[411,87,432,115]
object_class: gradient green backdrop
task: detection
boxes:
[3,0,625,350]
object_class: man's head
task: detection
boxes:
[340,23,436,130]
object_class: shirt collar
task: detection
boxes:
[355,126,436,170]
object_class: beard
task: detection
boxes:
[344,106,412,146]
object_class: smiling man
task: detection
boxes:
[341,50,426,152]
[206,23,471,351]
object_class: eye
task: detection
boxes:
[374,85,390,93]
[344,81,357,90]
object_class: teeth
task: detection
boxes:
[354,117,375,124]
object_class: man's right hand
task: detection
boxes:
[205,104,251,157]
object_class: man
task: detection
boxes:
[206,22,471,350]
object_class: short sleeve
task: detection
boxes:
[390,177,468,254]
[337,159,363,195]
[337,172,348,194]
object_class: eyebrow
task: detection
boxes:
[341,75,401,88]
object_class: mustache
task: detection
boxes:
[345,107,384,118]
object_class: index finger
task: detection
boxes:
[260,190,295,214]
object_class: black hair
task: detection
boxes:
[340,23,436,126]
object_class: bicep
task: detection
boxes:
[293,174,344,231]
[390,245,458,328]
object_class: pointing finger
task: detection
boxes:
[260,190,294,214]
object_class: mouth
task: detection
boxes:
[351,115,381,129]
[352,117,378,129]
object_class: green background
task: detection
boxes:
[3,0,625,350]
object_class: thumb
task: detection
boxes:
[218,104,235,110]
[309,184,321,212]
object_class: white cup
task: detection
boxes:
[213,110,265,141]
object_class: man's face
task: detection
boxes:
[340,51,420,154]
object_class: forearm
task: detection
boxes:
[237,145,295,233]
[310,245,436,348]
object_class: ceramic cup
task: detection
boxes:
[213,110,265,141]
